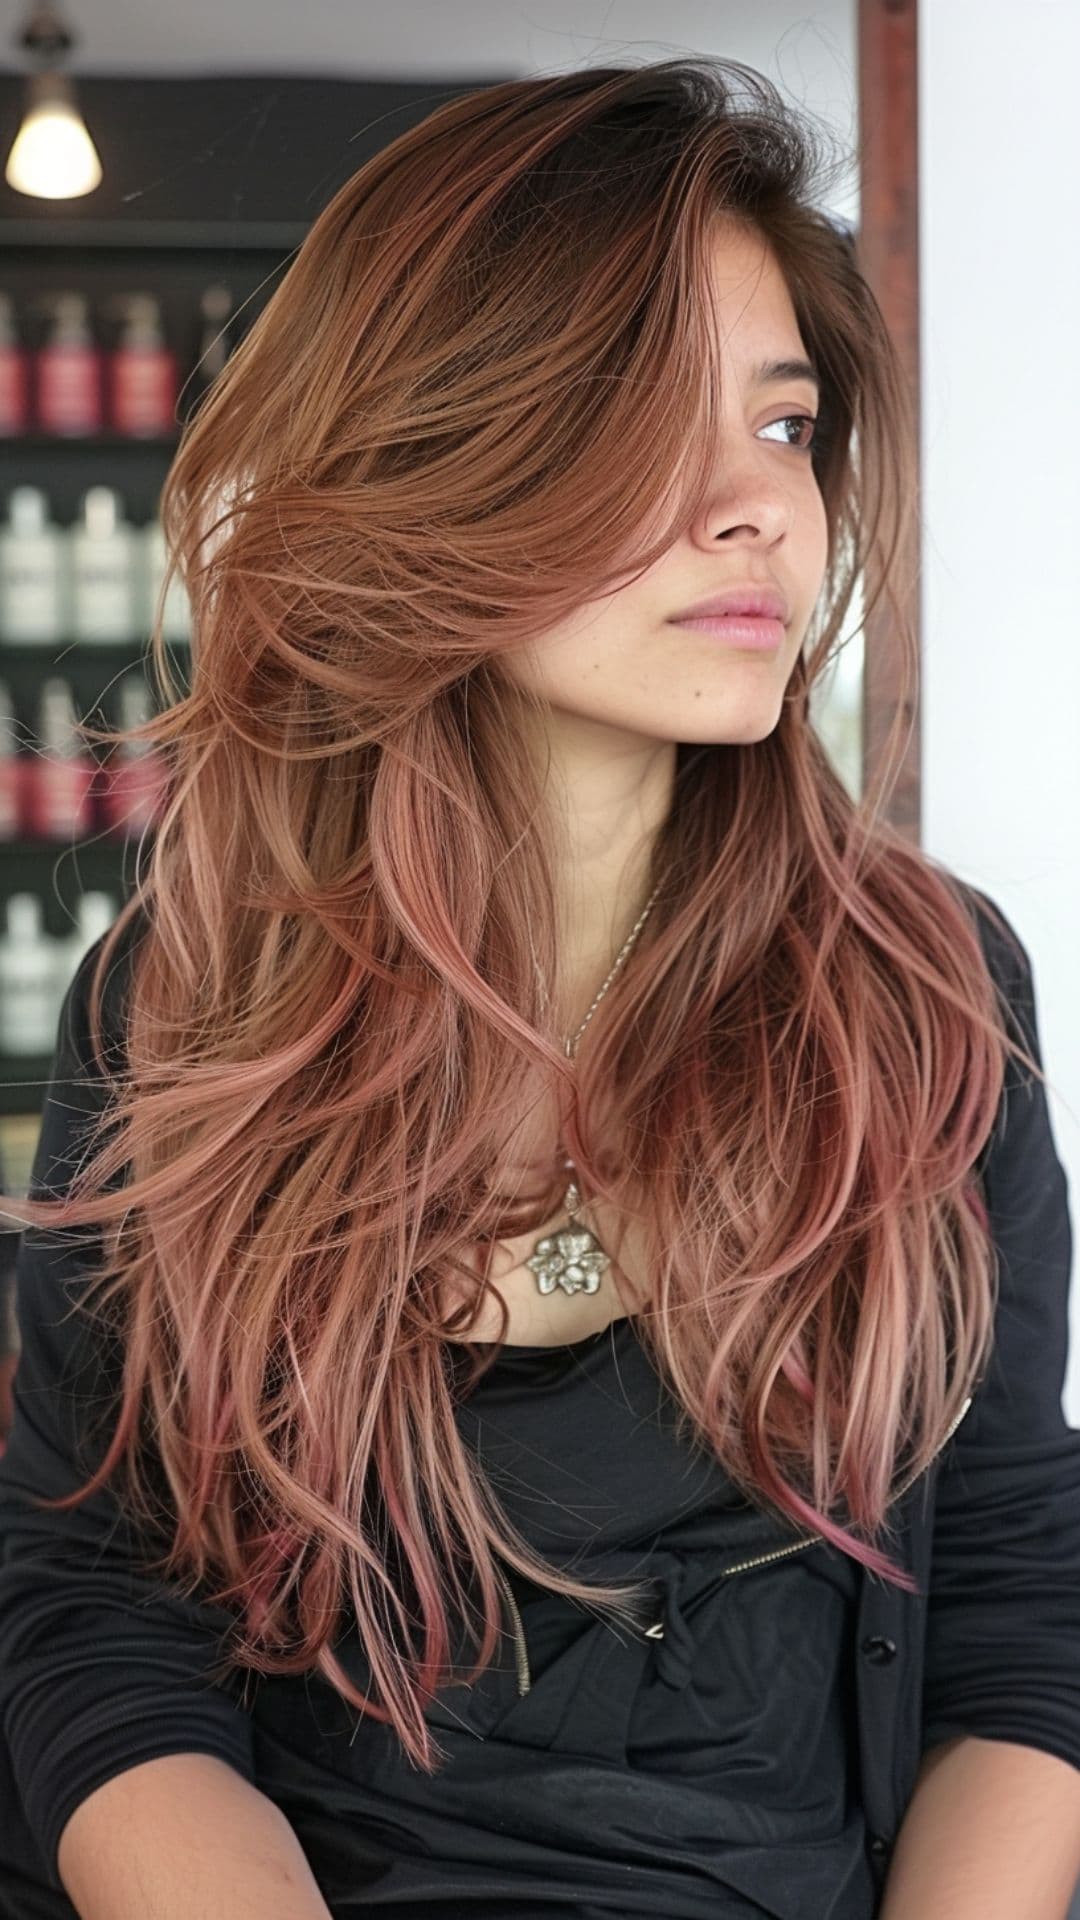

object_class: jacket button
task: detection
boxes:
[869,1834,891,1857]
[861,1634,897,1664]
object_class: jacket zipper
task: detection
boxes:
[494,1392,974,1697]
[891,1392,973,1503]
[493,1561,533,1696]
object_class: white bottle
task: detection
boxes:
[53,889,117,1021]
[0,486,68,645]
[0,893,59,1056]
[140,519,191,646]
[70,486,138,643]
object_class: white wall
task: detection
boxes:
[919,2,1080,1420]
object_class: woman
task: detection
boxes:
[1,57,1079,1920]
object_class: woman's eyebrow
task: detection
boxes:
[750,357,821,393]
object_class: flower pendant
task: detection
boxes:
[524,1178,610,1296]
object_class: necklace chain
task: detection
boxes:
[525,875,664,1301]
[562,876,664,1059]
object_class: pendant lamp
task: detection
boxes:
[5,2,102,201]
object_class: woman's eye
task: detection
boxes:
[760,413,820,452]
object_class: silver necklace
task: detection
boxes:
[524,878,663,1297]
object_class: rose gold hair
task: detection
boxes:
[1,58,1045,1771]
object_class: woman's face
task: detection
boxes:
[500,222,830,755]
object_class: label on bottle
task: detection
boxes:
[22,755,96,839]
[0,974,58,1055]
[0,348,29,436]
[100,751,169,837]
[109,347,178,437]
[0,757,19,837]
[72,552,135,643]
[0,544,64,643]
[36,346,103,436]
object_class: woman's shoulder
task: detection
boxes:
[947,875,1030,991]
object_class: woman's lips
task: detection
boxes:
[669,614,785,650]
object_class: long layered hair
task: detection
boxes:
[1,58,1043,1770]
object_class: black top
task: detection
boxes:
[2,885,1079,1920]
[243,1319,875,1918]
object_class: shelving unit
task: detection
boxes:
[0,234,295,1169]
[0,64,482,1169]
[0,67,487,1213]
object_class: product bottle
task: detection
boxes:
[22,677,96,841]
[70,486,138,643]
[0,680,18,840]
[0,894,59,1056]
[140,518,191,646]
[100,673,169,839]
[0,486,68,645]
[0,293,30,438]
[182,283,241,422]
[34,292,103,437]
[108,294,177,438]
[53,888,117,1013]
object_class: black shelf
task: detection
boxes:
[0,1055,61,1102]
[0,639,182,661]
[0,638,167,654]
[0,433,181,452]
[0,218,310,253]
[0,833,145,853]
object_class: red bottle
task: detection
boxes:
[0,293,30,437]
[108,294,177,438]
[34,292,103,437]
[22,677,96,840]
[99,674,169,837]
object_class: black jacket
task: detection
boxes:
[0,883,1077,1914]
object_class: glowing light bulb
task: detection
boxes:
[5,70,102,201]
